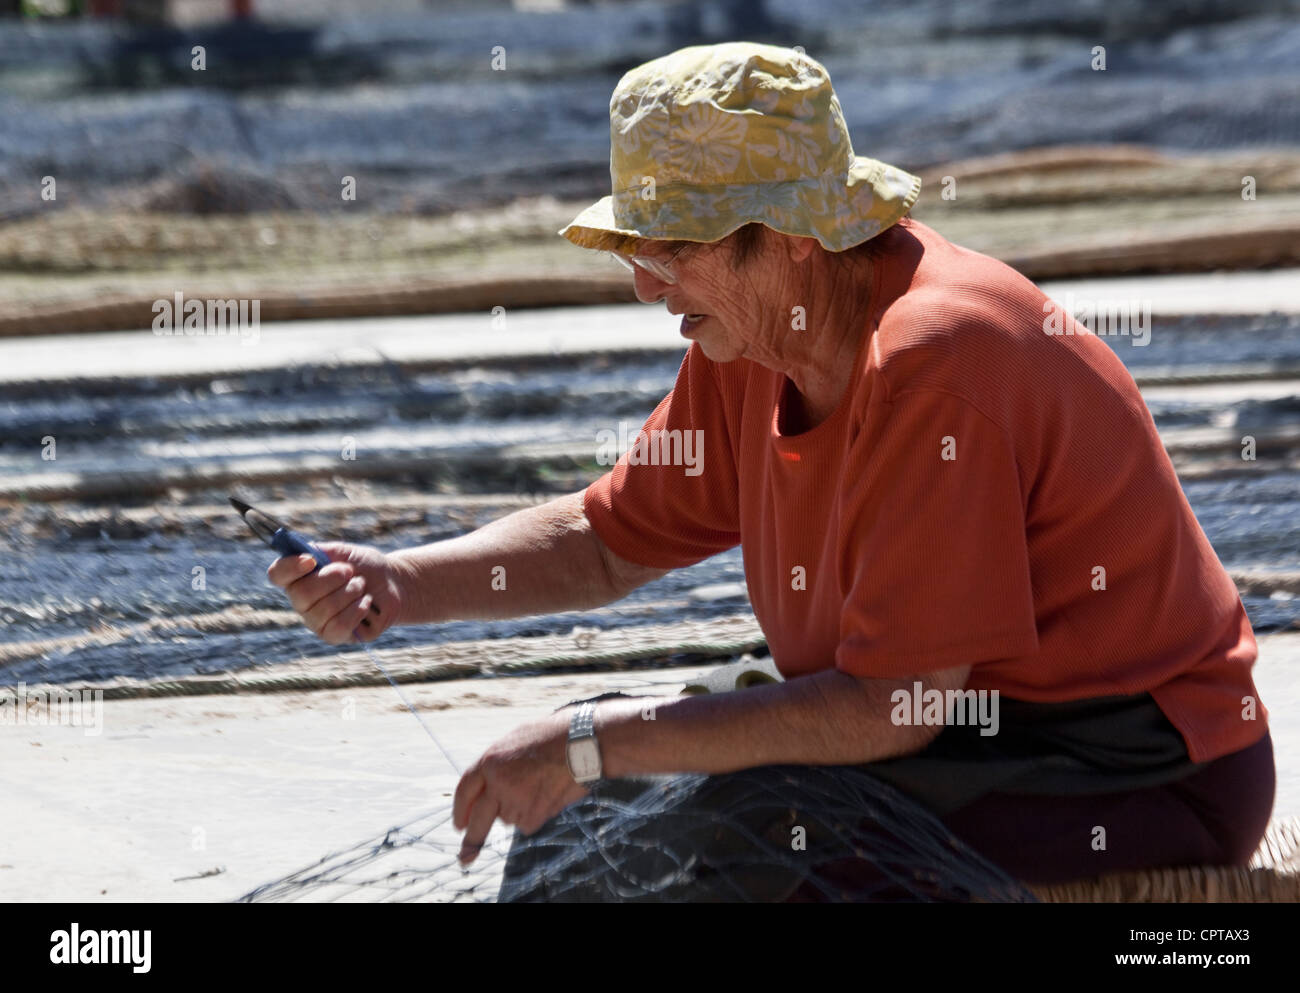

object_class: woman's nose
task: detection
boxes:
[633,267,671,304]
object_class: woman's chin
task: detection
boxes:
[679,314,708,337]
[692,334,736,363]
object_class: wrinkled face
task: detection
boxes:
[627,234,778,363]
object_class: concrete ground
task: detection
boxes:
[2,634,1296,903]
[0,662,708,902]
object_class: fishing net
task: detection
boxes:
[238,763,1037,903]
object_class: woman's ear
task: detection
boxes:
[786,235,819,263]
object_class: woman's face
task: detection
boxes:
[629,236,780,364]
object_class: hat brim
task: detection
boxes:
[559,155,921,255]
[558,196,645,256]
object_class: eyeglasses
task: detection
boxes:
[607,243,690,284]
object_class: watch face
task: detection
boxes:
[567,738,601,781]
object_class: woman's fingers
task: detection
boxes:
[281,561,353,616]
[303,574,369,642]
[454,765,499,864]
[268,554,363,639]
[266,553,319,589]
[323,593,374,645]
[351,599,384,641]
[264,541,399,644]
[459,794,501,865]
[453,768,485,832]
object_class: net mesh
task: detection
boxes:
[238,764,1037,903]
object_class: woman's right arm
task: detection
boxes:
[267,490,669,643]
[389,490,669,623]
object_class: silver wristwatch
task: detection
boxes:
[565,701,603,785]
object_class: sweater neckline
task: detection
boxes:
[769,254,884,450]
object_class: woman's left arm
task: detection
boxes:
[452,664,970,862]
[597,663,971,776]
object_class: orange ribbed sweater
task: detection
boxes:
[584,219,1266,764]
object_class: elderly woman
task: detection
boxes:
[269,43,1273,890]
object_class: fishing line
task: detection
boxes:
[229,496,462,775]
[355,639,462,774]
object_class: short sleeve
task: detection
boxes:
[583,344,741,569]
[835,389,1039,678]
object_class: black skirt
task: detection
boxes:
[863,691,1200,816]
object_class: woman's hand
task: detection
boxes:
[266,541,410,644]
[452,709,588,864]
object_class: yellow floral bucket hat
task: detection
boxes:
[560,42,921,256]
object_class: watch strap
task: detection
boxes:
[566,701,602,784]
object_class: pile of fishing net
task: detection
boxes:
[239,763,1035,903]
